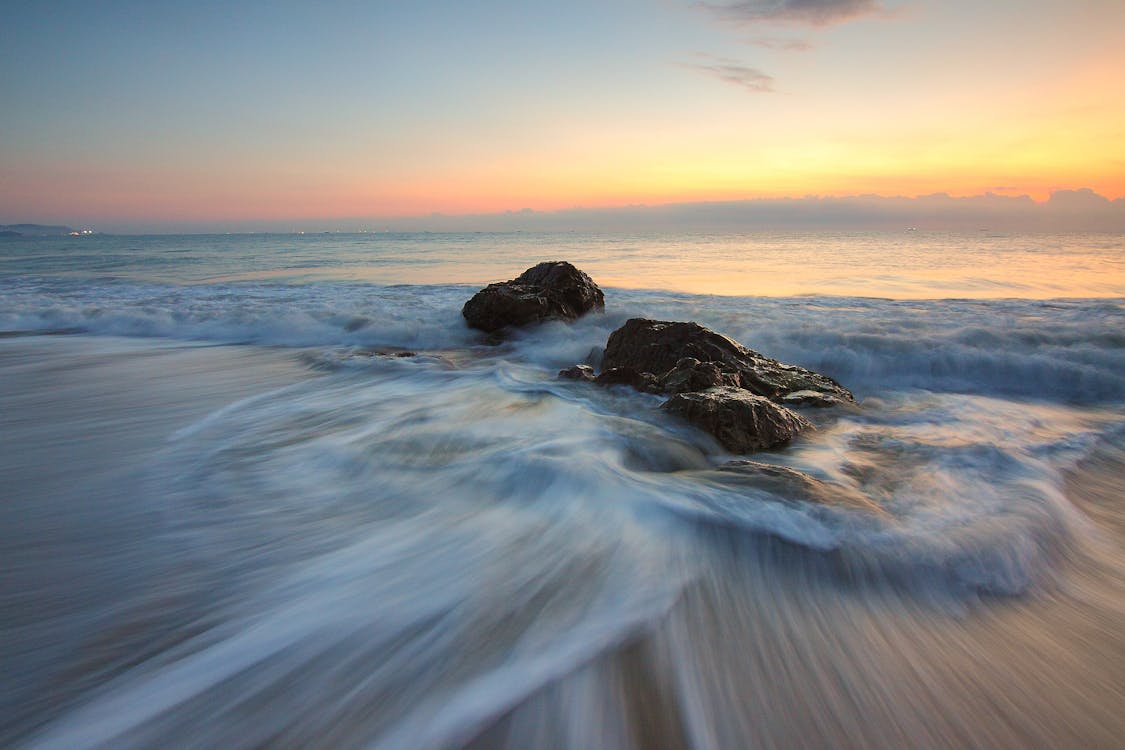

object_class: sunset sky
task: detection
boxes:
[3,0,1124,230]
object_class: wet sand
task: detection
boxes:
[0,336,317,745]
[472,443,1125,749]
[3,335,1122,749]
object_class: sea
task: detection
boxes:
[1,230,1123,748]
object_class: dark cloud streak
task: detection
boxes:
[686,56,776,92]
[700,0,883,27]
[748,36,813,51]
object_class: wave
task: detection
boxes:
[2,279,1122,405]
[0,278,480,350]
[7,297,1124,748]
[147,361,1115,601]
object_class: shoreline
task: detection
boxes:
[2,333,1122,749]
[0,336,318,745]
[471,443,1125,749]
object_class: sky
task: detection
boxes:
[2,0,1124,231]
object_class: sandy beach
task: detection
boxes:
[3,332,1122,748]
[1,336,317,744]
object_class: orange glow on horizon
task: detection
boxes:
[4,1,1125,229]
[5,150,1122,226]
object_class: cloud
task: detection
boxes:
[686,56,776,92]
[362,190,1125,233]
[747,36,813,51]
[146,189,1124,233]
[700,0,883,27]
[1045,187,1114,211]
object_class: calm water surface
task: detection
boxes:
[2,229,1122,296]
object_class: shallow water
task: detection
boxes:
[1,231,1123,747]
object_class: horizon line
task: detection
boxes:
[5,187,1123,234]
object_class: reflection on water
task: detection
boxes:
[2,229,1123,297]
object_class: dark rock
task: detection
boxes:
[462,261,605,332]
[712,460,886,514]
[779,389,847,408]
[603,319,853,403]
[662,387,811,453]
[595,367,662,393]
[558,364,596,382]
[658,357,741,393]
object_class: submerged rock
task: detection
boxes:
[558,364,596,382]
[462,261,605,333]
[712,460,886,514]
[594,366,662,393]
[779,389,848,408]
[553,317,852,455]
[657,357,741,394]
[603,318,853,404]
[662,387,811,453]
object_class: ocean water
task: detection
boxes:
[1,231,1123,748]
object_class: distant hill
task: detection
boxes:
[0,224,79,236]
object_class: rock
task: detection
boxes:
[712,460,886,514]
[462,261,605,332]
[603,319,853,403]
[657,357,741,394]
[662,387,811,453]
[558,364,596,382]
[595,367,662,393]
[779,389,847,408]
